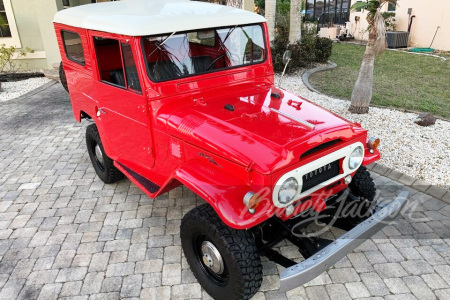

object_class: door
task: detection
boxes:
[91,34,154,172]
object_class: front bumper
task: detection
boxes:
[279,191,409,293]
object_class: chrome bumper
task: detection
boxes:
[279,191,409,293]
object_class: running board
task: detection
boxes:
[115,162,160,196]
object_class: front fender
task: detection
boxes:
[174,160,274,230]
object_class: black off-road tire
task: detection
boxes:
[86,124,124,183]
[347,166,377,218]
[59,62,69,93]
[349,166,376,202]
[181,204,262,300]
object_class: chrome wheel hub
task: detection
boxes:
[201,241,224,275]
[94,144,104,166]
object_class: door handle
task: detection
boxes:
[97,108,107,117]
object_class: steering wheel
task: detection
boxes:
[206,54,226,70]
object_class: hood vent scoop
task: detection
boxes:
[300,139,341,159]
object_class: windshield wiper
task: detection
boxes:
[148,31,177,58]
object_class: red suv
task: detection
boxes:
[54,1,407,299]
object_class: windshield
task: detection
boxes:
[142,24,266,82]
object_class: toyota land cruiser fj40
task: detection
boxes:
[54,1,407,299]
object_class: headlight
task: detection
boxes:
[278,177,298,204]
[348,146,364,169]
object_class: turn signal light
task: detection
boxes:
[367,137,380,150]
[243,192,261,213]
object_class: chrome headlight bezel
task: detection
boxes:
[278,177,299,205]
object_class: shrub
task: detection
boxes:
[271,16,333,73]
[314,37,333,63]
[0,44,34,73]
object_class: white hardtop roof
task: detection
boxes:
[54,0,266,37]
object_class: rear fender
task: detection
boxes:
[174,160,274,229]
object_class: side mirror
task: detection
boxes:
[282,50,292,65]
[278,50,292,87]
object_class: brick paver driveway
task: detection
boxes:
[0,83,449,300]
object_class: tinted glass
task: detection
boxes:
[62,31,85,65]
[143,24,266,82]
[93,37,125,88]
[121,43,142,92]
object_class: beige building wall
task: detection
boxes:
[349,0,450,51]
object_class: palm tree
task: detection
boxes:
[265,0,277,43]
[226,0,243,8]
[349,0,396,114]
[289,0,302,44]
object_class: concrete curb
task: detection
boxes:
[301,62,450,205]
[302,61,337,94]
[367,162,450,205]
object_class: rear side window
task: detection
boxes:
[62,31,85,65]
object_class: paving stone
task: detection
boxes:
[422,273,449,290]
[60,281,83,297]
[374,263,408,278]
[56,267,88,282]
[120,274,142,298]
[140,286,171,300]
[384,278,411,294]
[325,284,351,300]
[328,268,360,283]
[162,263,181,285]
[106,262,135,277]
[345,282,370,298]
[403,276,436,300]
[18,284,42,300]
[401,260,434,275]
[37,283,62,300]
[89,252,110,272]
[135,259,163,274]
[80,272,104,295]
[305,286,330,300]
[27,269,59,285]
[360,272,389,296]
[0,278,26,299]
[435,289,450,300]
[101,277,122,293]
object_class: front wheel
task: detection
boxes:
[347,166,377,218]
[86,124,124,184]
[181,204,262,300]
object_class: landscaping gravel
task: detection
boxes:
[0,77,52,102]
[278,73,450,190]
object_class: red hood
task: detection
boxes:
[161,85,365,174]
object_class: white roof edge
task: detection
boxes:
[54,0,266,37]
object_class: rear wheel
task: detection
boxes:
[181,204,262,300]
[86,124,124,183]
[59,62,69,93]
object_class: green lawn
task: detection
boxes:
[309,43,450,118]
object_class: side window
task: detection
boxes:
[93,37,125,87]
[121,43,142,92]
[62,31,85,65]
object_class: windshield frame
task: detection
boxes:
[140,23,268,83]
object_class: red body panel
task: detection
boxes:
[54,22,380,229]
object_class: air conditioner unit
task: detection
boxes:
[386,31,409,48]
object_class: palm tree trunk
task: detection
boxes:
[349,31,377,114]
[265,0,277,43]
[289,0,302,44]
[226,0,243,8]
